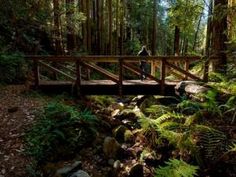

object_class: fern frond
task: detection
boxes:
[193,125,227,161]
[155,159,199,177]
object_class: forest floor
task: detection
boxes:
[0,85,43,177]
[0,85,235,177]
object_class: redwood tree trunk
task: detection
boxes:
[66,0,76,53]
[152,0,157,55]
[212,0,228,73]
[174,26,180,56]
[53,0,63,55]
[108,0,113,54]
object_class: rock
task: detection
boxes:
[110,102,125,111]
[113,160,121,169]
[69,170,90,177]
[129,163,144,177]
[175,81,209,99]
[8,106,18,113]
[115,107,143,122]
[113,125,128,142]
[103,137,121,158]
[111,109,120,117]
[56,161,82,176]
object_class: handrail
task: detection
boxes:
[26,55,201,62]
[27,55,206,95]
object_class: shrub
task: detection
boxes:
[25,101,98,162]
[0,52,27,83]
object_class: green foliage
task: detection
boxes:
[0,52,27,83]
[193,125,227,162]
[155,159,199,177]
[124,37,141,54]
[89,95,116,107]
[209,72,236,95]
[25,101,98,162]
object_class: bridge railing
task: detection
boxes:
[26,55,205,95]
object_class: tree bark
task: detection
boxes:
[174,26,180,56]
[108,0,113,54]
[53,0,63,55]
[66,0,76,53]
[212,0,228,73]
[152,0,157,55]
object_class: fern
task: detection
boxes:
[193,125,227,162]
[155,159,199,177]
[227,142,236,152]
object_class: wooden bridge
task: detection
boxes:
[27,55,208,95]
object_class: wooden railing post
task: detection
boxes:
[76,59,81,96]
[184,60,189,80]
[33,59,39,89]
[119,57,123,96]
[160,58,166,95]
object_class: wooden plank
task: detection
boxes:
[26,55,201,63]
[166,61,202,81]
[123,62,161,84]
[81,62,119,83]
[38,61,76,81]
[184,61,189,80]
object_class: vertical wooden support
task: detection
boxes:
[33,59,39,89]
[151,60,155,76]
[160,58,166,95]
[76,60,82,96]
[203,58,209,82]
[119,57,123,96]
[184,60,189,80]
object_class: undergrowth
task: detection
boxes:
[25,101,98,163]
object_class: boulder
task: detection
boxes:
[69,170,90,177]
[103,137,121,158]
[175,81,209,99]
[56,161,82,176]
[129,163,144,177]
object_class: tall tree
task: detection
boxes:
[152,0,157,55]
[66,0,76,53]
[211,0,228,73]
[108,0,113,54]
[53,0,63,55]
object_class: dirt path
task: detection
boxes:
[0,85,43,177]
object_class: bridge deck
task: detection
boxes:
[37,80,178,95]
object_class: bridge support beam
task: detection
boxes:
[119,58,123,96]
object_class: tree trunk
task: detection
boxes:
[174,26,180,56]
[53,0,63,55]
[152,0,157,55]
[81,0,87,51]
[212,0,228,73]
[119,0,124,55]
[66,0,76,53]
[108,0,113,54]
[193,12,203,51]
[86,0,91,54]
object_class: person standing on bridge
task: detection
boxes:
[138,45,150,81]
